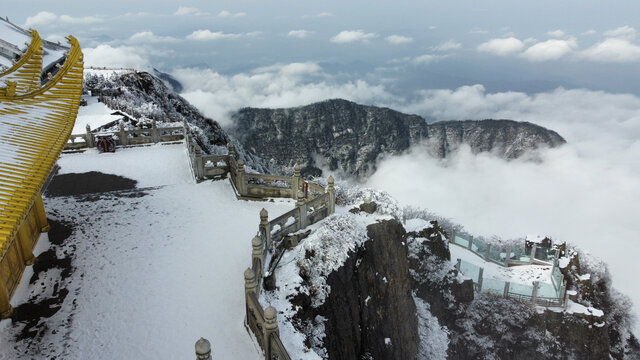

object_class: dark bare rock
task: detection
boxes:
[230,99,566,178]
[319,220,418,360]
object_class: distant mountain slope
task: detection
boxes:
[230,99,566,178]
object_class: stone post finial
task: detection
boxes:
[260,208,268,224]
[227,142,235,157]
[195,337,212,360]
[86,124,91,131]
[244,267,257,295]
[327,175,336,214]
[264,306,279,335]
[294,163,300,174]
[252,236,264,278]
[296,190,305,207]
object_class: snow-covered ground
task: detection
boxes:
[0,142,295,359]
[72,96,122,134]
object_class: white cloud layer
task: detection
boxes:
[330,30,376,43]
[173,62,391,127]
[24,11,102,28]
[83,44,149,69]
[477,37,524,56]
[386,35,414,45]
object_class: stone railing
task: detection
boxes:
[64,120,184,150]
[242,177,335,360]
[450,230,568,308]
[184,121,326,203]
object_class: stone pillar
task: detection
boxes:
[227,142,235,159]
[85,124,94,148]
[449,230,455,244]
[17,224,36,265]
[297,191,307,229]
[505,246,511,266]
[252,236,264,280]
[152,119,160,143]
[119,122,128,146]
[195,338,212,360]
[561,280,568,309]
[0,280,13,319]
[503,282,510,298]
[236,159,246,195]
[530,244,537,264]
[455,258,461,272]
[194,147,203,180]
[33,193,50,232]
[477,267,484,292]
[259,209,271,249]
[263,306,279,360]
[531,281,539,305]
[485,244,491,260]
[327,175,335,215]
[467,235,473,250]
[292,163,301,200]
[245,268,257,297]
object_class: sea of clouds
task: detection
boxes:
[171,62,640,332]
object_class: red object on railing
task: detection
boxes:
[302,181,308,199]
[96,134,116,153]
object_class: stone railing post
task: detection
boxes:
[245,268,257,297]
[85,124,94,148]
[455,258,461,272]
[561,280,568,309]
[152,119,160,143]
[449,230,455,244]
[119,122,128,146]
[503,281,510,298]
[485,244,491,261]
[194,147,203,180]
[236,159,246,195]
[477,267,484,292]
[505,246,511,266]
[531,281,539,305]
[263,306,279,360]
[297,191,307,229]
[467,235,473,250]
[327,175,335,215]
[252,236,265,281]
[530,244,537,264]
[291,163,300,200]
[227,142,235,159]
[259,209,271,249]
[195,338,212,360]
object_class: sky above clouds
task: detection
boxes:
[5,1,640,332]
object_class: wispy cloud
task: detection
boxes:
[174,7,208,16]
[218,10,246,18]
[603,25,636,41]
[546,29,566,38]
[24,11,102,28]
[477,37,524,56]
[580,38,640,63]
[186,30,259,41]
[520,38,577,61]
[385,35,413,45]
[128,31,177,43]
[431,40,462,52]
[288,30,312,39]
[330,30,376,44]
[303,12,334,18]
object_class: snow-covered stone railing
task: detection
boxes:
[451,230,568,307]
[185,121,327,203]
[64,120,184,150]
[242,177,335,360]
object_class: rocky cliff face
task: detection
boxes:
[230,99,566,178]
[319,220,419,360]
